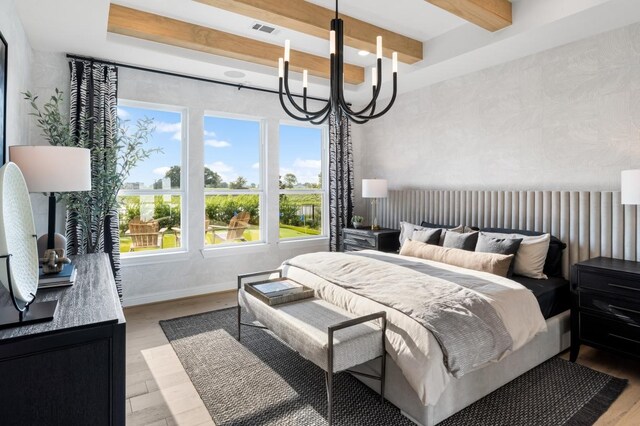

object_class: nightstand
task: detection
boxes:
[342,228,400,253]
[570,257,640,362]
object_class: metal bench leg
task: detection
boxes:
[325,371,333,425]
[380,315,387,403]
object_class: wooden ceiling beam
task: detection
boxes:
[426,0,512,32]
[194,0,423,64]
[107,4,365,84]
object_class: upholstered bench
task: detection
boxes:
[237,270,387,425]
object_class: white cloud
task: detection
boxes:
[206,161,236,181]
[204,130,217,137]
[251,162,260,169]
[208,161,234,173]
[155,121,182,141]
[280,162,322,186]
[153,166,171,176]
[117,107,130,119]
[205,139,231,148]
[293,158,321,169]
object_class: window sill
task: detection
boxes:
[200,237,329,259]
[121,249,190,266]
[277,236,329,249]
[200,242,268,259]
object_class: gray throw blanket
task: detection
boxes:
[284,252,513,377]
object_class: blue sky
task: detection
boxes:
[118,105,182,189]
[118,105,322,189]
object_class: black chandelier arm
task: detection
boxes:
[311,109,332,124]
[351,73,398,120]
[283,63,330,117]
[343,94,376,124]
[279,80,326,122]
[338,58,383,117]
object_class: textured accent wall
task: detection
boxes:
[358,22,640,202]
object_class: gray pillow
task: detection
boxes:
[410,228,442,245]
[475,233,523,277]
[443,231,479,251]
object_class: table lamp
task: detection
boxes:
[362,179,388,230]
[622,170,640,205]
[10,146,91,272]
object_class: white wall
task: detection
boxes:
[1,0,32,149]
[357,22,640,214]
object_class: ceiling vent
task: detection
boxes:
[251,22,277,34]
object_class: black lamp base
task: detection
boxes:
[0,300,58,330]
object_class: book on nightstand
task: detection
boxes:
[38,263,77,289]
[245,278,314,306]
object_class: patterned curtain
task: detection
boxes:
[328,111,355,251]
[67,59,122,298]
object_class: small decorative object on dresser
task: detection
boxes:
[570,257,640,362]
[342,227,400,253]
[352,215,365,229]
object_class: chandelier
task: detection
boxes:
[277,0,398,124]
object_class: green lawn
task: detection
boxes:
[120,225,321,252]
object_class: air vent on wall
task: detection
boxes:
[251,22,277,34]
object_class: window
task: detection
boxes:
[117,102,185,255]
[279,123,326,240]
[203,114,263,246]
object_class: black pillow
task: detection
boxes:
[443,231,479,251]
[476,234,523,277]
[409,228,442,245]
[480,227,567,277]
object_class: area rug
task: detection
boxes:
[160,307,627,426]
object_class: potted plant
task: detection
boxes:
[352,215,365,229]
[24,89,159,254]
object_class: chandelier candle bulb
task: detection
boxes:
[278,58,284,78]
[392,52,398,73]
[376,36,382,59]
[284,40,290,62]
[372,67,377,87]
[330,31,336,54]
[303,70,308,88]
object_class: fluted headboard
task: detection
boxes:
[375,190,637,279]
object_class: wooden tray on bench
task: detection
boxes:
[245,277,314,306]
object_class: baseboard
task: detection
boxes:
[122,280,236,307]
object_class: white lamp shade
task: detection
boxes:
[9,146,91,193]
[622,169,640,205]
[362,179,388,198]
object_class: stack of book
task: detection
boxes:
[38,263,77,289]
[245,278,314,306]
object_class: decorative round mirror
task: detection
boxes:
[0,162,39,306]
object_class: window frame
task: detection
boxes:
[116,99,189,257]
[277,120,329,242]
[202,110,266,248]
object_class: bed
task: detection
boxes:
[240,230,572,425]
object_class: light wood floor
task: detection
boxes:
[125,292,640,426]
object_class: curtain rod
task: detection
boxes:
[65,53,329,102]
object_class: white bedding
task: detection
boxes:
[281,250,547,406]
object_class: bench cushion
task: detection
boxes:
[239,290,384,372]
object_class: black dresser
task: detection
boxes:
[570,257,640,362]
[342,227,401,253]
[0,253,126,425]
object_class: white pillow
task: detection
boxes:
[399,221,426,246]
[480,232,550,279]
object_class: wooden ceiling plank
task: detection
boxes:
[195,0,423,64]
[426,0,512,32]
[107,4,365,84]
